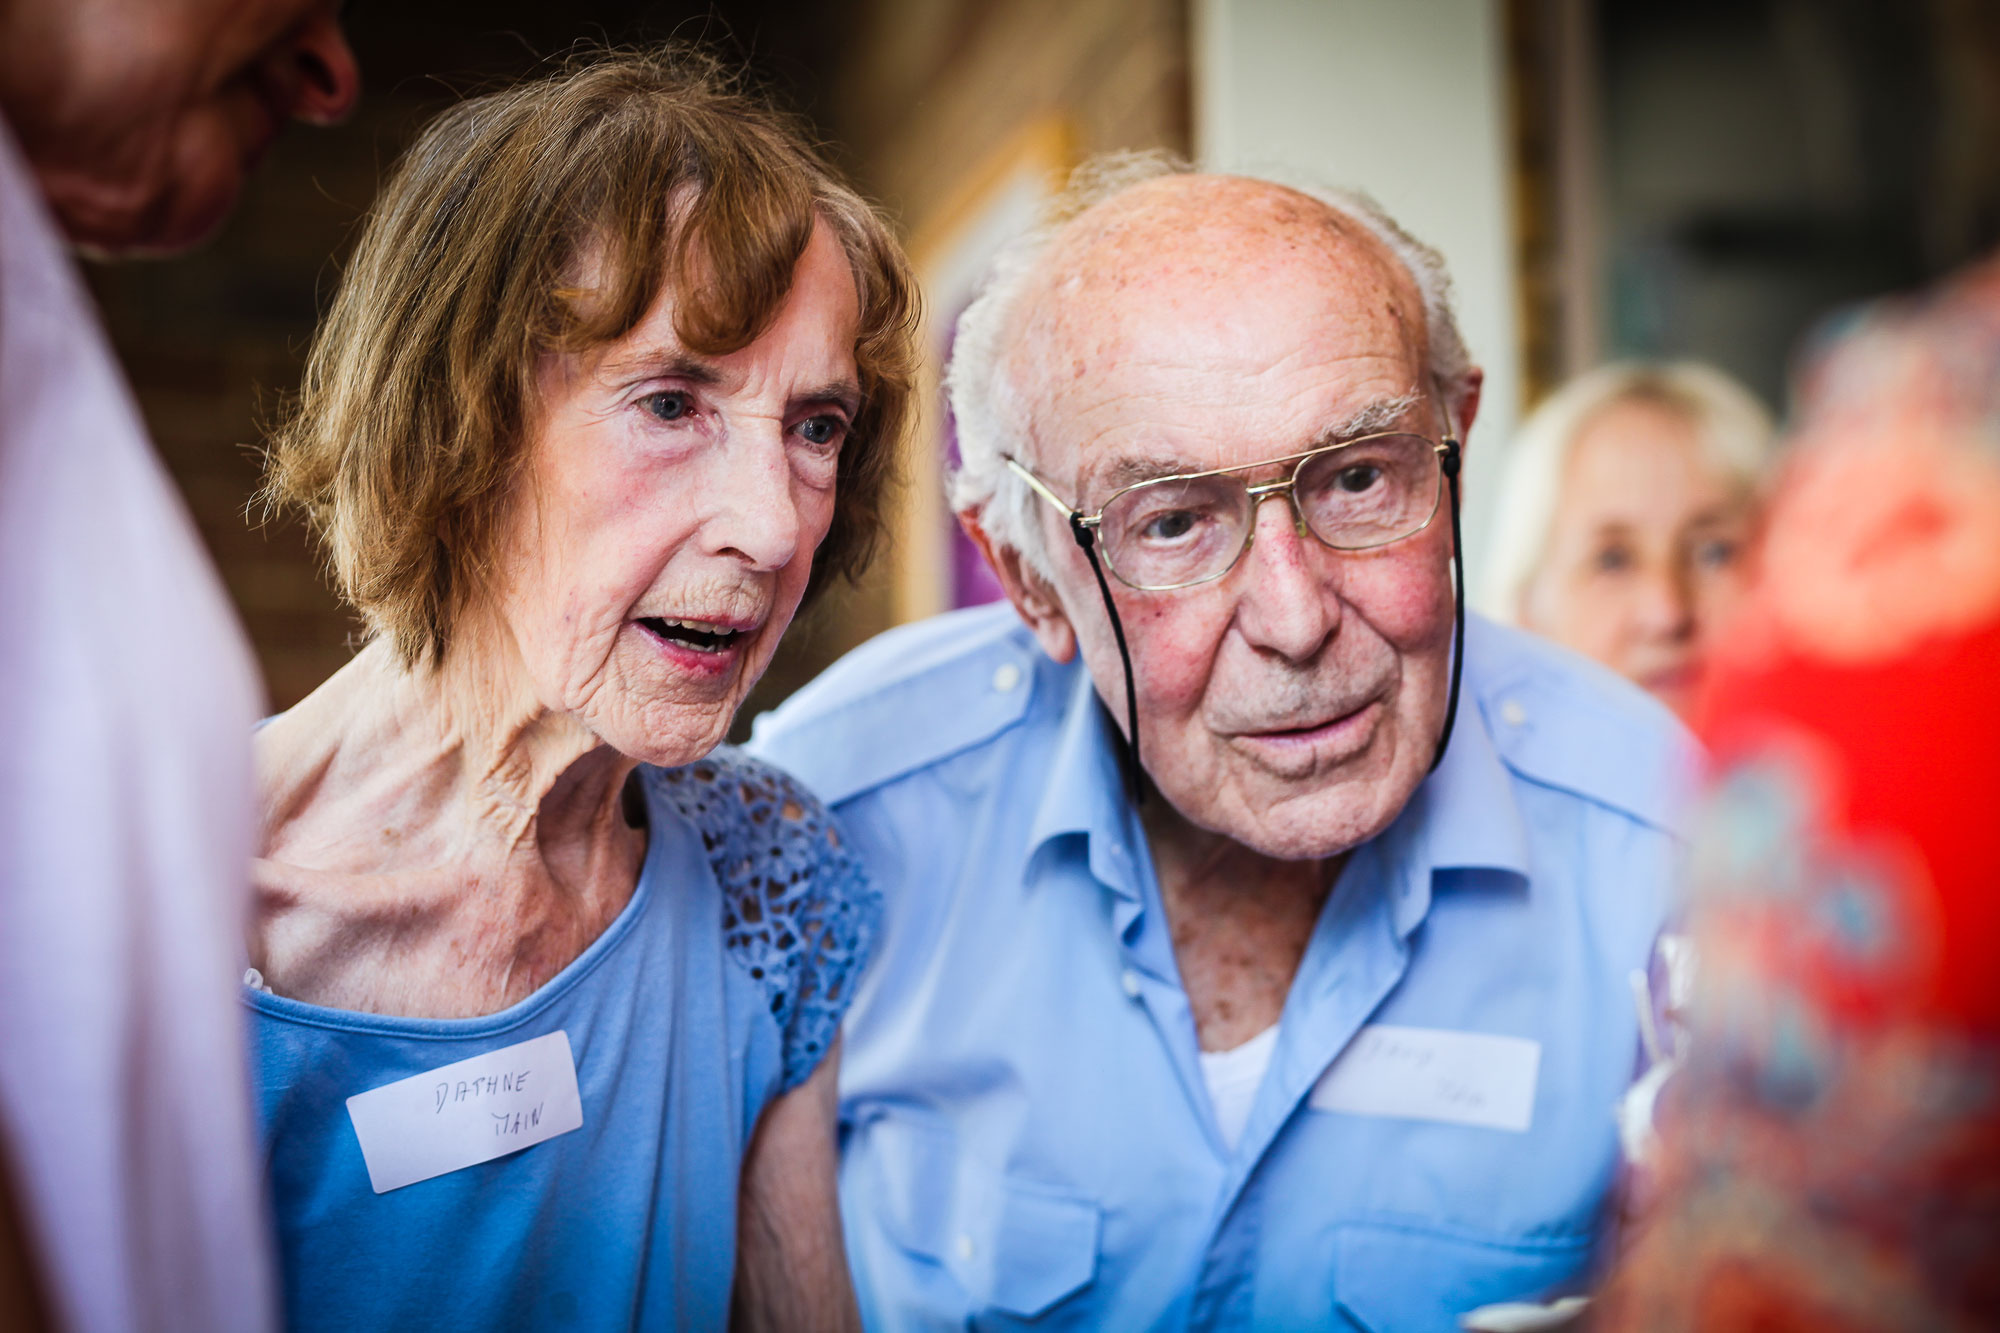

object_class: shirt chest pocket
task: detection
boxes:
[861,1119,1101,1326]
[1330,1223,1593,1333]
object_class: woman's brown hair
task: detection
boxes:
[264,46,919,665]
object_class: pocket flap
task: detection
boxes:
[982,1177,1099,1317]
[1334,1223,1590,1332]
[863,1118,1100,1319]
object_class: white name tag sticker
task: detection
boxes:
[345,1030,583,1193]
[1309,1024,1541,1133]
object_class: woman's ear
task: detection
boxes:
[959,510,1077,664]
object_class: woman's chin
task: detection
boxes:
[594,621,789,765]
[1635,664,1702,719]
[593,702,739,771]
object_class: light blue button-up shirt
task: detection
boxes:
[750,605,1690,1332]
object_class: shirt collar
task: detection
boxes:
[1025,664,1147,901]
[1417,693,1534,879]
[1376,690,1535,938]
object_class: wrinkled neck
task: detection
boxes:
[1140,790,1342,917]
[263,627,640,878]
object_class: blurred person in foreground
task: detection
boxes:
[1478,362,1776,719]
[751,154,1692,1329]
[1599,257,2000,1332]
[0,3,357,1329]
[247,49,914,1332]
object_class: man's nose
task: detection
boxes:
[705,435,804,573]
[1234,492,1339,660]
[267,8,361,126]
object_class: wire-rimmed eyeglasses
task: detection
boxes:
[1004,432,1451,592]
[1002,402,1467,795]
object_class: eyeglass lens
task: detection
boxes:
[1098,433,1443,589]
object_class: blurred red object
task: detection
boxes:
[1599,254,2000,1332]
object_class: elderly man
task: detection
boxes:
[751,157,1688,1330]
[0,4,356,1329]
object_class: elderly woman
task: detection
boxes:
[245,50,914,1331]
[1477,361,1775,717]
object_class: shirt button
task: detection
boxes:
[955,1234,976,1260]
[1501,699,1527,727]
[991,662,1022,693]
[1120,969,1142,998]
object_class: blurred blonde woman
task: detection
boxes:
[1478,361,1776,717]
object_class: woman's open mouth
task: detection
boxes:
[636,617,747,655]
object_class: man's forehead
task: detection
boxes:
[1044,175,1408,295]
[1019,179,1417,359]
[1003,175,1429,470]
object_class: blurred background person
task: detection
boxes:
[1598,250,2000,1333]
[1477,362,1775,717]
[0,2,357,1330]
[248,49,914,1332]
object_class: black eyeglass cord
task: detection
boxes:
[1429,441,1466,775]
[1072,515,1146,801]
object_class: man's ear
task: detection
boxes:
[1452,367,1485,454]
[960,510,1078,664]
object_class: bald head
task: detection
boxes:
[1031,173,1418,315]
[1002,175,1430,468]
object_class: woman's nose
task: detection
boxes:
[1634,562,1697,641]
[707,440,803,573]
[266,7,361,126]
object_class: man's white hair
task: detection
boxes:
[945,149,1475,580]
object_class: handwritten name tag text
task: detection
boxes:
[347,1030,583,1193]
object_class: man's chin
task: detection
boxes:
[1159,742,1428,861]
[50,170,241,260]
[1237,797,1400,862]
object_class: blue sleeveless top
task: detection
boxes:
[245,750,876,1332]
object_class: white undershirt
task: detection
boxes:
[1199,1024,1280,1151]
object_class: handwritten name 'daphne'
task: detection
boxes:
[434,1067,532,1114]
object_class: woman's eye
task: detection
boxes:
[640,391,693,422]
[1591,544,1635,574]
[1693,537,1740,571]
[798,414,847,449]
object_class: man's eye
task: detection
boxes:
[1141,510,1201,542]
[640,391,692,422]
[1334,464,1383,493]
[798,415,847,448]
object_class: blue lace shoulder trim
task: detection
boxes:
[652,747,878,1092]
